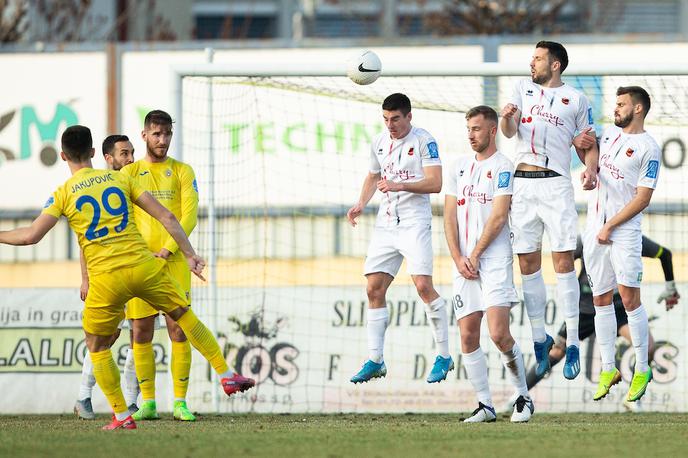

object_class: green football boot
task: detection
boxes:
[593,368,622,401]
[173,400,196,421]
[627,368,652,402]
[131,400,160,420]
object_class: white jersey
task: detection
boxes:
[369,126,441,227]
[446,151,515,258]
[509,78,595,178]
[586,125,660,239]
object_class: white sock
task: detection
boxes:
[123,348,140,406]
[500,342,528,397]
[115,411,130,421]
[627,305,649,373]
[78,350,96,401]
[594,304,617,372]
[367,307,389,364]
[557,271,580,348]
[463,347,492,406]
[424,297,450,358]
[219,368,235,379]
[522,270,547,343]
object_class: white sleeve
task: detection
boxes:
[493,160,515,197]
[369,141,381,174]
[509,79,523,109]
[575,93,596,133]
[420,135,441,167]
[637,142,661,189]
[445,160,458,196]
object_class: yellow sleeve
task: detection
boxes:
[162,163,198,255]
[125,174,147,202]
[40,188,64,219]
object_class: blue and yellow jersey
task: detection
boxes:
[42,168,154,275]
[120,157,198,262]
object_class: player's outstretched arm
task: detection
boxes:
[379,166,441,194]
[643,235,680,310]
[347,171,380,227]
[596,187,653,244]
[134,191,206,280]
[0,213,58,246]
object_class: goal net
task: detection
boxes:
[174,63,688,414]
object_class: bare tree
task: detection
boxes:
[425,0,572,35]
[0,0,28,42]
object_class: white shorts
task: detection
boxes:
[364,224,433,277]
[511,175,578,253]
[451,256,519,321]
[583,229,643,296]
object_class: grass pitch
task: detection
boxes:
[1,412,686,457]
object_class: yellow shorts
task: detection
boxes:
[125,260,191,320]
[84,257,188,336]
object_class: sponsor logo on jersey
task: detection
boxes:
[561,97,570,105]
[408,147,414,156]
[497,171,511,188]
[626,148,634,157]
[462,185,492,204]
[600,154,625,180]
[486,170,492,179]
[646,160,659,179]
[427,142,439,159]
[43,196,54,208]
[530,105,563,127]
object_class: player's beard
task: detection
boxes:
[614,112,633,128]
[147,144,169,160]
[532,68,552,85]
[471,138,489,154]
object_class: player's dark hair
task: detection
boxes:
[465,105,498,124]
[617,86,651,117]
[144,109,173,128]
[536,40,569,73]
[61,125,93,162]
[102,134,130,156]
[382,93,412,115]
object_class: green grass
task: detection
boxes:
[1,413,686,457]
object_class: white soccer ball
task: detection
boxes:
[347,50,382,85]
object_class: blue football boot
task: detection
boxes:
[533,334,554,378]
[427,355,455,383]
[350,360,387,384]
[563,345,580,380]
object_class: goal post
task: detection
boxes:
[171,59,688,414]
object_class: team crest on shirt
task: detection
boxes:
[457,198,466,206]
[646,160,659,179]
[166,169,172,177]
[498,171,511,188]
[43,196,54,208]
[486,170,492,179]
[626,148,634,157]
[521,116,533,123]
[561,97,570,105]
[408,147,414,156]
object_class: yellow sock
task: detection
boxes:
[90,349,128,415]
[133,342,156,400]
[176,309,229,375]
[171,340,192,399]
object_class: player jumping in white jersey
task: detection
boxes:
[445,105,533,423]
[347,93,452,384]
[500,41,599,381]
[582,86,660,403]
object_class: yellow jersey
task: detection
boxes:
[120,157,198,263]
[42,168,154,275]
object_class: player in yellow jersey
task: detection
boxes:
[0,125,255,430]
[120,110,200,421]
[75,135,139,420]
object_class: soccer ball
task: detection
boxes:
[347,50,382,85]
